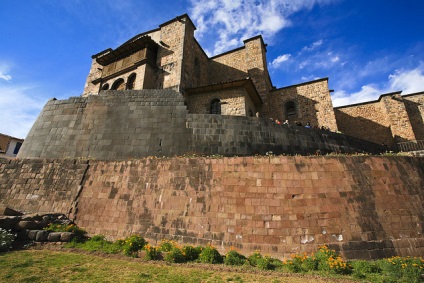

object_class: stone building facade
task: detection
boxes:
[81,14,424,149]
[83,14,338,132]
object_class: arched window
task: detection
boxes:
[101,83,109,90]
[126,73,136,90]
[285,101,296,120]
[210,98,221,115]
[111,78,125,90]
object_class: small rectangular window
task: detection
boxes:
[13,142,22,154]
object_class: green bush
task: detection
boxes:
[182,245,202,262]
[224,249,247,266]
[143,244,160,260]
[164,246,186,263]
[158,239,178,252]
[0,228,15,252]
[116,235,147,257]
[376,256,424,283]
[350,260,380,279]
[199,245,223,264]
[257,256,275,270]
[247,251,263,267]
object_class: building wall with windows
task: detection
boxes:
[269,78,338,131]
[76,14,423,149]
[0,133,24,158]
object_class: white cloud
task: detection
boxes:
[389,66,424,94]
[0,72,12,81]
[301,39,324,52]
[189,0,336,55]
[332,64,424,107]
[0,63,12,81]
[332,85,382,107]
[269,54,291,68]
[0,84,46,139]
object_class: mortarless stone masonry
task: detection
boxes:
[1,156,423,259]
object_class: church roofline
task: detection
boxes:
[272,77,329,91]
[209,35,267,60]
[334,91,403,109]
[159,13,196,30]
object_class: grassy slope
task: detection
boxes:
[0,249,359,283]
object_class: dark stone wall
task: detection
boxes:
[18,90,385,160]
[1,156,423,259]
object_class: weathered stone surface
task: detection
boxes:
[1,156,423,259]
[15,220,38,230]
[60,232,75,242]
[28,230,41,240]
[0,206,23,216]
[35,230,49,242]
[47,232,62,242]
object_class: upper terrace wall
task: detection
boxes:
[18,90,386,160]
[1,156,423,259]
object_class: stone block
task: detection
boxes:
[15,220,38,230]
[35,230,49,242]
[47,232,62,242]
[60,232,75,242]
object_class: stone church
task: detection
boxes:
[83,14,423,149]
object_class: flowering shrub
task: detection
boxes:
[0,228,15,252]
[247,251,263,267]
[377,256,424,283]
[182,245,202,262]
[164,246,186,263]
[158,239,178,252]
[282,246,351,275]
[199,245,223,264]
[116,235,147,257]
[224,248,246,266]
[143,244,159,260]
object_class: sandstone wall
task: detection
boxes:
[403,92,424,140]
[1,156,423,259]
[187,87,254,116]
[335,92,418,146]
[0,159,88,213]
[270,79,338,131]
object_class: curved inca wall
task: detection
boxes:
[18,90,385,160]
[1,156,423,259]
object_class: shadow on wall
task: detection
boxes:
[404,99,424,140]
[334,110,394,147]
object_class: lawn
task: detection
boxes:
[0,249,358,283]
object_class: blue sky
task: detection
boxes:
[1,0,423,138]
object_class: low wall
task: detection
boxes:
[18,90,385,160]
[1,156,423,259]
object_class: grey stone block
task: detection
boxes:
[47,232,62,242]
[35,230,49,242]
[60,232,75,242]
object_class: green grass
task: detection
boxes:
[0,250,358,283]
